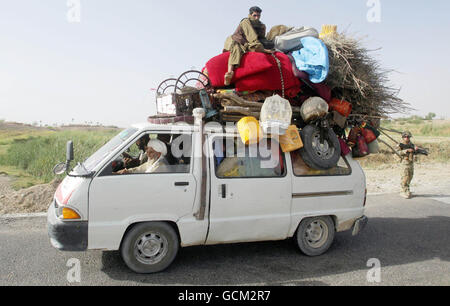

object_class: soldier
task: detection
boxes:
[223,6,274,86]
[397,131,418,199]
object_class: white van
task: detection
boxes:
[47,110,368,273]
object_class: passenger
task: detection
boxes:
[223,6,274,85]
[115,139,169,174]
[157,134,178,165]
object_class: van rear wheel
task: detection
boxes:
[120,222,179,273]
[295,216,335,256]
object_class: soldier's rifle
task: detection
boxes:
[398,143,429,156]
[377,127,429,157]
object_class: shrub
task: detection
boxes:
[0,129,119,183]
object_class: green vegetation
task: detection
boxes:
[359,118,450,169]
[381,116,450,137]
[0,124,119,189]
[358,141,450,169]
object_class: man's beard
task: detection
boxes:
[248,15,262,27]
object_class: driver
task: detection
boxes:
[115,139,169,174]
[123,134,150,168]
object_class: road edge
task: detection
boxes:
[0,212,47,219]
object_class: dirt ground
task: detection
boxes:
[365,162,450,196]
[0,163,449,215]
[0,175,60,215]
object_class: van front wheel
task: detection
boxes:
[295,216,335,256]
[120,222,179,273]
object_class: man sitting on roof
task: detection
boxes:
[223,6,274,86]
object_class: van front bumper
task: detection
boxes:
[351,215,368,236]
[47,202,88,251]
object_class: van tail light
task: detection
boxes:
[62,207,81,220]
[363,189,367,207]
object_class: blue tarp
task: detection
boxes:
[292,37,329,83]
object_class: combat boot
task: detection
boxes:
[400,191,411,199]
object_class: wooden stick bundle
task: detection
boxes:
[215,92,301,119]
[213,92,264,108]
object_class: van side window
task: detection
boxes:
[213,137,285,178]
[290,150,351,176]
[107,133,192,176]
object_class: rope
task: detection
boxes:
[378,139,402,158]
[378,126,403,135]
[270,53,285,98]
[348,114,388,120]
[379,128,399,145]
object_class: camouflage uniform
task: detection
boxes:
[397,132,414,198]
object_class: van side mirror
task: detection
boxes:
[66,141,74,162]
[53,162,68,175]
[53,141,74,175]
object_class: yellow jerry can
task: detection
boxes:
[279,125,304,153]
[319,24,337,39]
[237,117,262,145]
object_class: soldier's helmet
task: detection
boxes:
[402,131,413,138]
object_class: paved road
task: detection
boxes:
[0,193,449,286]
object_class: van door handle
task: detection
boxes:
[221,184,226,198]
[175,182,189,186]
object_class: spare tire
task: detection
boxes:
[299,124,341,170]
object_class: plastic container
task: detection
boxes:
[279,125,303,153]
[260,95,292,135]
[368,139,380,154]
[361,128,377,144]
[331,111,347,129]
[329,98,352,118]
[365,124,381,138]
[237,117,262,145]
[319,25,337,39]
[274,26,319,53]
[300,97,329,123]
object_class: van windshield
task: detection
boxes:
[82,128,138,172]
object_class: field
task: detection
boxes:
[358,119,450,169]
[0,122,120,190]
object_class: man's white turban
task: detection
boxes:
[147,139,167,157]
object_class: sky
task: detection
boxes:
[1,0,449,128]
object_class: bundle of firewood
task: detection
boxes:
[214,92,301,122]
[322,32,411,116]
